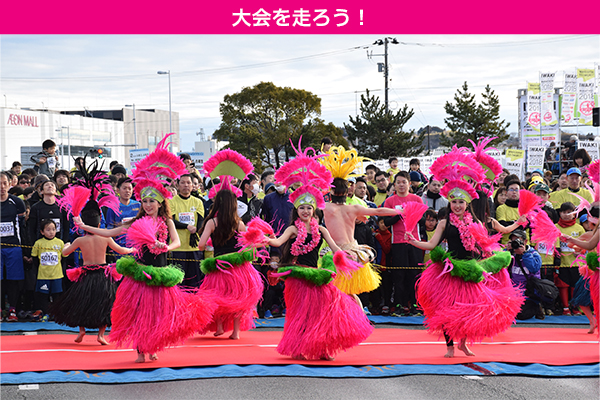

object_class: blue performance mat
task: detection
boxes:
[0,315,590,332]
[2,362,598,384]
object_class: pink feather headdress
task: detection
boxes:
[430,146,486,185]
[203,149,253,200]
[467,137,503,184]
[131,133,186,202]
[440,179,479,203]
[274,138,332,210]
[57,157,120,218]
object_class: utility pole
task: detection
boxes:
[370,37,398,114]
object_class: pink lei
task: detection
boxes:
[291,218,321,256]
[449,210,477,253]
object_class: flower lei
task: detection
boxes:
[149,217,168,255]
[291,218,321,256]
[449,210,478,253]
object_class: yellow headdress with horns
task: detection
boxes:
[321,145,370,180]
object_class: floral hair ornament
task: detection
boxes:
[203,149,254,199]
[321,145,370,180]
[131,133,186,202]
[274,137,332,210]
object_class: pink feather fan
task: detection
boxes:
[124,216,167,256]
[531,211,561,254]
[238,217,275,250]
[588,160,599,184]
[57,186,92,217]
[469,222,502,253]
[518,189,542,220]
[399,202,429,233]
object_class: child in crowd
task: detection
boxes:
[409,158,428,183]
[262,253,285,319]
[422,210,439,264]
[31,219,65,321]
[30,139,60,178]
[387,157,399,177]
[374,217,392,315]
[555,202,585,315]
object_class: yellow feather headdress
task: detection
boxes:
[321,145,370,180]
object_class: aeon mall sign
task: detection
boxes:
[6,114,39,127]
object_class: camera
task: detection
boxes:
[510,238,524,250]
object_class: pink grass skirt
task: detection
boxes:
[277,277,374,360]
[200,260,263,334]
[416,262,524,343]
[110,277,216,354]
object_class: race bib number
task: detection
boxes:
[122,217,134,223]
[394,205,403,211]
[178,212,195,225]
[537,243,548,255]
[560,241,574,253]
[0,222,15,237]
[47,157,56,170]
[40,251,59,266]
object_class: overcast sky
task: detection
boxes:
[1,34,599,151]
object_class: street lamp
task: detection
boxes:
[372,37,399,114]
[157,70,172,151]
[125,104,137,149]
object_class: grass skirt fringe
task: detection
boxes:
[277,272,374,360]
[416,253,524,343]
[333,262,381,295]
[50,269,117,328]
[579,252,599,334]
[200,255,263,334]
[110,267,217,354]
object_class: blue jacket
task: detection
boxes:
[510,247,542,288]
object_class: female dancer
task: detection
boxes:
[75,134,215,362]
[197,149,263,340]
[408,148,523,358]
[257,140,373,361]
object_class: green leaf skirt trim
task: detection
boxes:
[116,256,184,287]
[276,255,335,286]
[587,252,599,272]
[201,249,255,275]
[429,246,512,283]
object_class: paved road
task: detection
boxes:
[2,375,599,399]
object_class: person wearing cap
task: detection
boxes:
[111,164,127,180]
[549,167,593,209]
[507,228,544,320]
[526,175,544,192]
[579,214,596,232]
[409,171,425,196]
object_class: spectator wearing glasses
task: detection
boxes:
[373,171,390,206]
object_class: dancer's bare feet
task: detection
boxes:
[214,330,225,337]
[149,353,158,361]
[97,336,109,345]
[135,353,146,363]
[588,322,597,334]
[458,339,475,356]
[444,346,455,358]
[229,332,240,340]
[320,354,335,361]
[292,354,306,360]
[74,332,85,343]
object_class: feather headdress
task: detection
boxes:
[131,133,186,202]
[57,156,120,218]
[467,137,503,184]
[274,138,332,209]
[431,147,485,203]
[203,149,253,199]
[321,145,370,181]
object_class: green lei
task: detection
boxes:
[429,246,512,283]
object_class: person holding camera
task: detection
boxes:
[508,229,544,320]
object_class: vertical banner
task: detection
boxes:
[578,141,600,162]
[561,72,577,125]
[527,82,541,135]
[505,149,526,179]
[576,68,595,125]
[421,156,433,177]
[540,72,558,145]
[527,146,545,172]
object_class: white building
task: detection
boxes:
[1,107,179,171]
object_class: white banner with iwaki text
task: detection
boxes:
[561,73,577,126]
[576,68,595,126]
[540,72,559,145]
[505,149,525,180]
[527,146,545,172]
[527,82,541,135]
[578,141,600,162]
